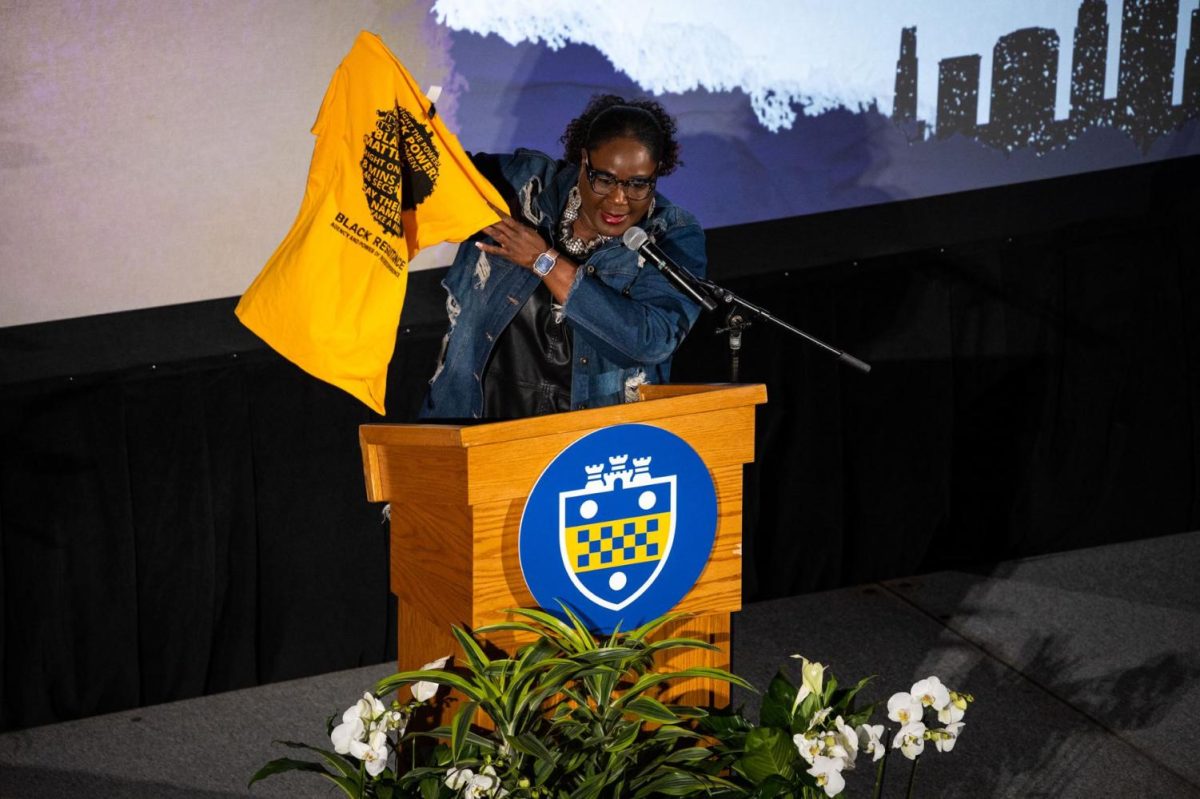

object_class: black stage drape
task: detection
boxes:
[0,356,404,729]
[677,219,1200,599]
[2,157,1197,730]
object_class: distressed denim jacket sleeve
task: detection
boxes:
[561,208,705,367]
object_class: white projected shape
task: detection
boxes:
[431,0,1159,129]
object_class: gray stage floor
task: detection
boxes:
[3,530,1198,798]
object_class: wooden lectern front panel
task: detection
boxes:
[363,384,768,719]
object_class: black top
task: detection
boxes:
[481,280,573,418]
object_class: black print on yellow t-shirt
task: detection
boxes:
[360,105,440,238]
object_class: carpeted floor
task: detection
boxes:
[3,530,1198,798]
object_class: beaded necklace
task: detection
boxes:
[557,186,610,257]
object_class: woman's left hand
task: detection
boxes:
[478,214,548,270]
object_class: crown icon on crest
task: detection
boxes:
[578,453,659,492]
[584,463,606,487]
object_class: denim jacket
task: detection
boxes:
[420,149,707,419]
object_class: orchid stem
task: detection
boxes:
[873,746,889,799]
[905,755,920,799]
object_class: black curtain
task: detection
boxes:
[0,348,442,729]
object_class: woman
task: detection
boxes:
[421,95,707,419]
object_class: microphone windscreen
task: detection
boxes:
[622,226,648,250]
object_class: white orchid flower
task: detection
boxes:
[817,736,849,770]
[887,692,924,726]
[382,707,407,734]
[806,755,846,798]
[893,721,927,760]
[412,655,452,702]
[798,723,855,772]
[938,690,970,723]
[911,676,951,711]
[806,706,833,731]
[934,721,965,752]
[834,715,859,769]
[445,766,506,798]
[814,729,849,766]
[856,723,886,762]
[937,701,965,724]
[445,767,474,790]
[330,695,378,754]
[465,765,506,798]
[330,712,364,754]
[349,729,390,777]
[445,766,505,798]
[793,731,822,765]
[789,655,826,710]
[349,692,386,726]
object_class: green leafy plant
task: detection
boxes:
[251,612,973,799]
[251,607,750,798]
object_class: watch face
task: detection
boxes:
[533,251,556,276]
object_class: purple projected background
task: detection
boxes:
[2,1,1197,327]
[437,2,1200,230]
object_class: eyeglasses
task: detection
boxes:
[583,152,656,201]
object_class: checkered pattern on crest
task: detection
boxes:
[564,512,670,573]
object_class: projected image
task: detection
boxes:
[429,0,1200,228]
[3,1,1197,327]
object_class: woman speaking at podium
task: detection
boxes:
[420,95,707,420]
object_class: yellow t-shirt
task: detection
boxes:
[236,31,505,414]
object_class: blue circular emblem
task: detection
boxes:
[519,423,717,633]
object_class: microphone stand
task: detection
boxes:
[715,308,747,382]
[628,225,870,377]
[690,275,872,378]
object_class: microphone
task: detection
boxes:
[622,227,717,312]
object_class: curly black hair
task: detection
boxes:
[559,94,682,176]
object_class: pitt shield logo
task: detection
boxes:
[519,424,716,632]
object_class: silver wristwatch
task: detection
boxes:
[532,248,559,277]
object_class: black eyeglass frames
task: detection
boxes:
[583,152,656,201]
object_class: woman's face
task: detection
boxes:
[575,136,657,239]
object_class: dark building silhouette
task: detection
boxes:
[894,26,918,122]
[1184,8,1200,116]
[895,0,1197,153]
[1117,0,1178,142]
[990,27,1060,150]
[937,55,981,139]
[1071,0,1109,125]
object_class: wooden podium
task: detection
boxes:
[359,383,766,711]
